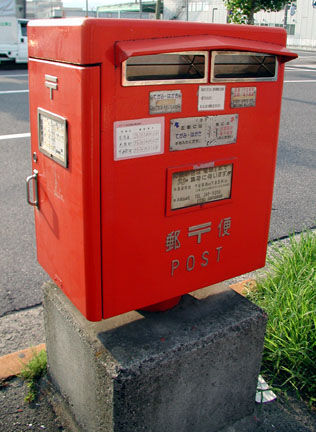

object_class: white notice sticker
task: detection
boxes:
[198,86,225,111]
[114,117,164,160]
[38,108,68,168]
[170,114,238,151]
[172,164,233,210]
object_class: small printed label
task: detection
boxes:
[170,114,238,151]
[231,87,256,108]
[38,108,67,167]
[150,90,182,114]
[171,164,233,210]
[114,117,164,160]
[198,85,225,111]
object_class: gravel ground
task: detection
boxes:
[224,394,316,432]
[0,377,66,432]
[0,307,44,357]
[0,376,315,432]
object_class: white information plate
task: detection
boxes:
[198,85,225,111]
[114,117,164,160]
[38,108,68,168]
[231,87,256,108]
[170,114,238,151]
[171,164,233,210]
[150,90,182,114]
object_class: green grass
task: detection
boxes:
[247,229,316,407]
[19,349,47,403]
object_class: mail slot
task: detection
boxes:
[27,19,297,321]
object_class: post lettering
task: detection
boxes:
[171,259,180,276]
[186,255,195,271]
[201,251,209,267]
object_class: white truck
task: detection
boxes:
[0,16,28,63]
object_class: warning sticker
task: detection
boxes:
[171,164,233,210]
[114,117,164,160]
[170,114,238,151]
[198,85,225,111]
[150,90,182,114]
[231,87,256,108]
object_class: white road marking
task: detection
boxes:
[284,80,316,83]
[286,64,316,68]
[0,74,28,78]
[0,132,30,140]
[286,69,316,72]
[0,89,29,94]
[291,55,316,60]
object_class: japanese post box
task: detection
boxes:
[26,18,297,321]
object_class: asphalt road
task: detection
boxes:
[271,51,316,239]
[0,51,315,318]
[0,64,46,318]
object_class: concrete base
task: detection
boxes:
[43,282,267,432]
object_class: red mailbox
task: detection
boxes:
[27,19,296,321]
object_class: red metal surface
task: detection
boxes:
[28,19,297,321]
[28,18,293,65]
[115,35,297,65]
[28,59,102,321]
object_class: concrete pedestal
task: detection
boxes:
[43,282,267,432]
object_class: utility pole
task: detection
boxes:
[283,3,290,29]
[139,0,142,19]
[155,0,162,19]
[86,0,89,17]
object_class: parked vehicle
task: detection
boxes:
[0,17,28,63]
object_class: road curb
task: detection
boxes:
[0,343,46,381]
[229,279,256,296]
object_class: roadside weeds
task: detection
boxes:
[246,229,316,409]
[19,349,47,403]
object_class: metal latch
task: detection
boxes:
[26,169,39,208]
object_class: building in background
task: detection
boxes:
[96,1,162,19]
[26,1,63,19]
[16,0,27,17]
[0,1,28,63]
[286,0,316,47]
[13,1,315,49]
[163,0,226,22]
[0,0,26,18]
[164,0,316,48]
[25,1,162,19]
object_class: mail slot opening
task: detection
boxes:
[211,51,277,82]
[122,51,208,86]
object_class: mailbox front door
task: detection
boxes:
[28,59,102,321]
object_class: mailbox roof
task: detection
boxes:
[115,34,296,66]
[28,18,297,65]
